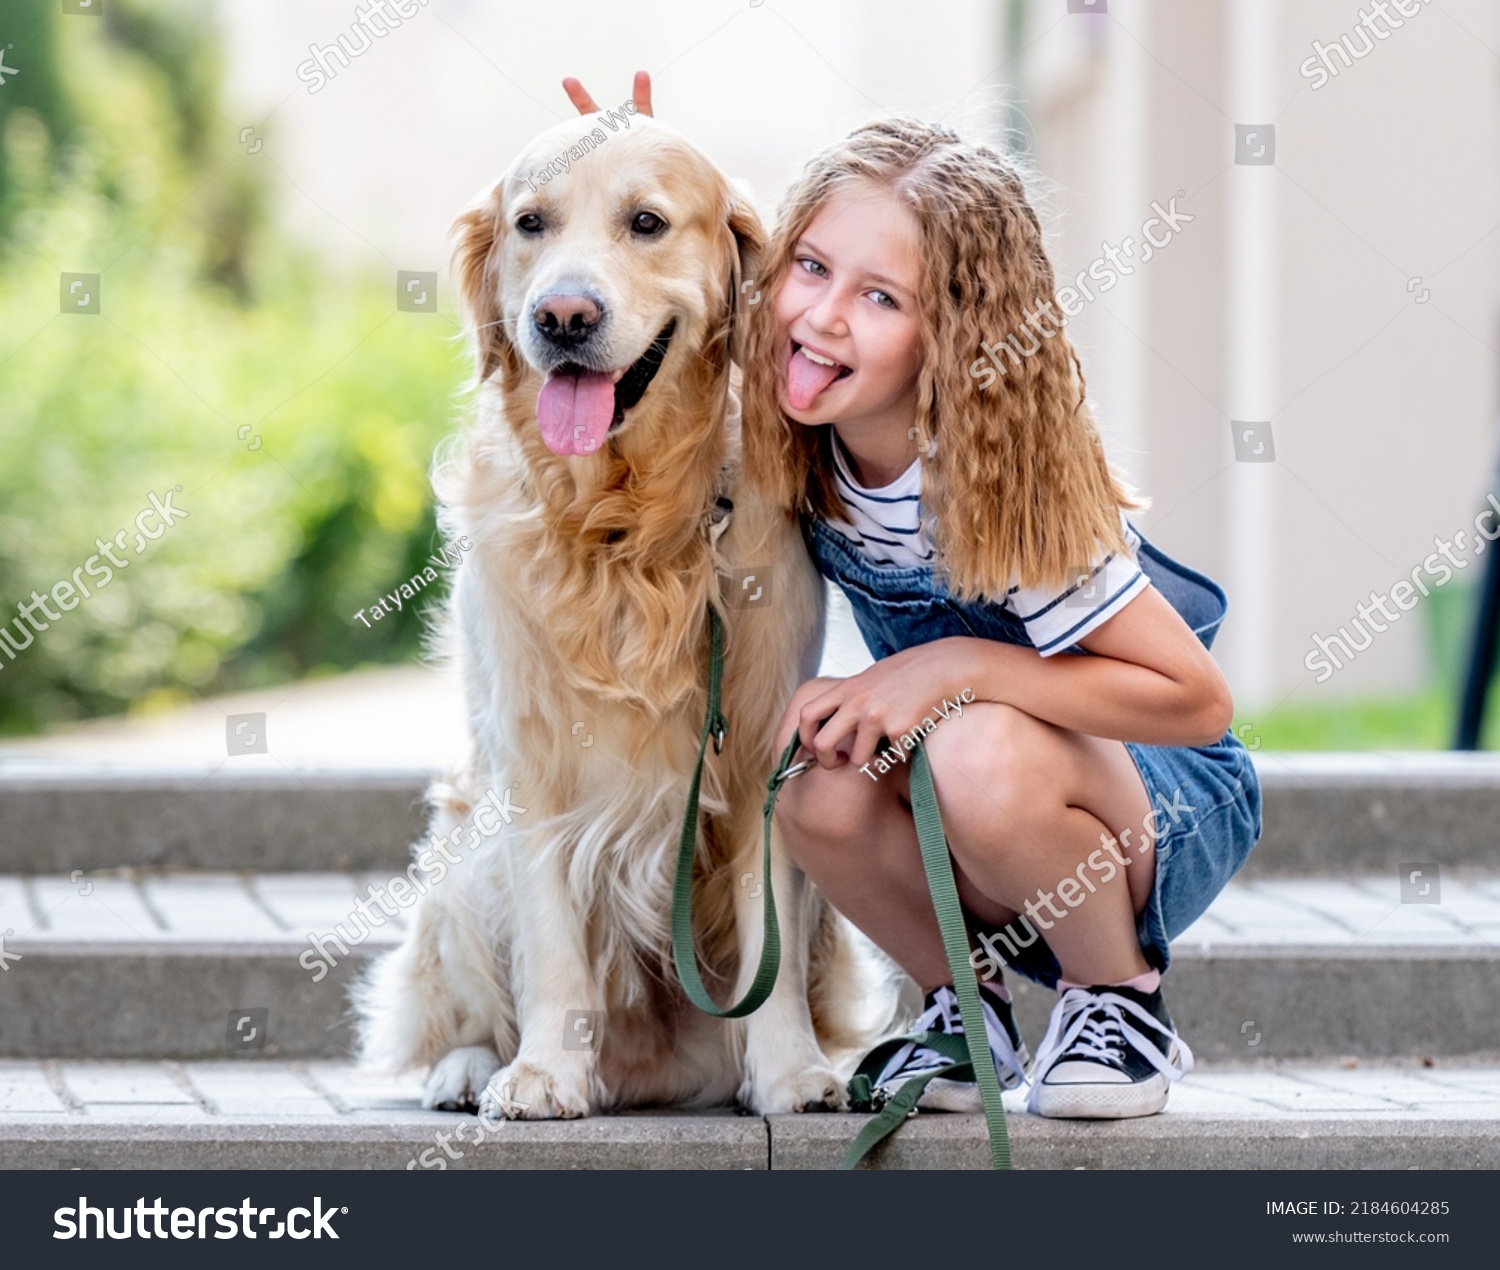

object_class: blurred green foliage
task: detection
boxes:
[1235,684,1500,752]
[0,0,469,733]
[1232,580,1498,752]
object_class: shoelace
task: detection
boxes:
[1027,987,1194,1102]
[875,992,959,1083]
[876,986,1026,1087]
[1070,1012,1131,1068]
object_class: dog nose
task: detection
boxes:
[533,293,603,346]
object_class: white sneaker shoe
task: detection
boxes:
[1028,983,1193,1119]
[875,983,1030,1113]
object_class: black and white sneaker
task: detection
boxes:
[874,984,1030,1113]
[1027,983,1193,1119]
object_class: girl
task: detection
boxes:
[565,78,1262,1120]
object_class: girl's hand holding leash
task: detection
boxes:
[777,639,976,773]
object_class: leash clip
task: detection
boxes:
[772,755,815,785]
[710,715,728,756]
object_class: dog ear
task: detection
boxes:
[724,180,766,366]
[448,185,518,384]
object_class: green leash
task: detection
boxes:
[670,606,1013,1167]
[843,743,1013,1169]
[669,606,790,1018]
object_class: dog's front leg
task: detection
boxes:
[479,842,603,1121]
[737,827,846,1114]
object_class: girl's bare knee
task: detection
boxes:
[924,704,1063,843]
[925,703,1047,787]
[773,764,883,861]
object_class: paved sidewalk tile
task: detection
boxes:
[0,876,31,933]
[302,1063,425,1111]
[60,1062,198,1107]
[0,1059,1487,1121]
[0,873,412,947]
[8,871,1497,950]
[1176,875,1500,949]
[0,1063,69,1114]
[251,873,375,934]
[182,1063,339,1116]
[54,1063,211,1123]
[144,875,285,941]
[25,877,162,940]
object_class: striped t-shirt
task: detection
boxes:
[824,432,1149,656]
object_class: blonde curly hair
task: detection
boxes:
[741,117,1150,602]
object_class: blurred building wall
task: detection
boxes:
[1016,0,1499,715]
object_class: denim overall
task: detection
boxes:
[802,513,1264,989]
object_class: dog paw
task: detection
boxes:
[478,1059,593,1122]
[422,1045,502,1112]
[745,1064,848,1115]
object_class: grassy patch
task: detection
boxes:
[1235,685,1500,751]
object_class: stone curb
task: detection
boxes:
[0,1115,768,1171]
[770,1112,1500,1170]
[1,1113,1496,1171]
[0,944,374,1060]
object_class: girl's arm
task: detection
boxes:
[948,584,1234,748]
[786,586,1232,770]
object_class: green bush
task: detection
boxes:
[0,0,470,733]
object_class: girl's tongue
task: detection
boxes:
[786,345,846,411]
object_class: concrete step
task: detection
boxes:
[0,871,402,1060]
[0,765,429,873]
[3,752,1499,875]
[1239,751,1500,876]
[1,871,1496,1059]
[1,1058,1495,1170]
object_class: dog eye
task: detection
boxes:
[631,211,667,236]
[516,213,544,234]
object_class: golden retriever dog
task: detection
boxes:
[353,113,878,1119]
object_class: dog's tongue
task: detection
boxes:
[537,368,615,455]
[787,347,843,411]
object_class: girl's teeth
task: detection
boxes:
[801,348,838,367]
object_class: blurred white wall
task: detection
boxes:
[212,0,1500,718]
[211,0,1007,270]
[1015,0,1499,717]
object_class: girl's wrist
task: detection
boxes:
[946,636,1012,707]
